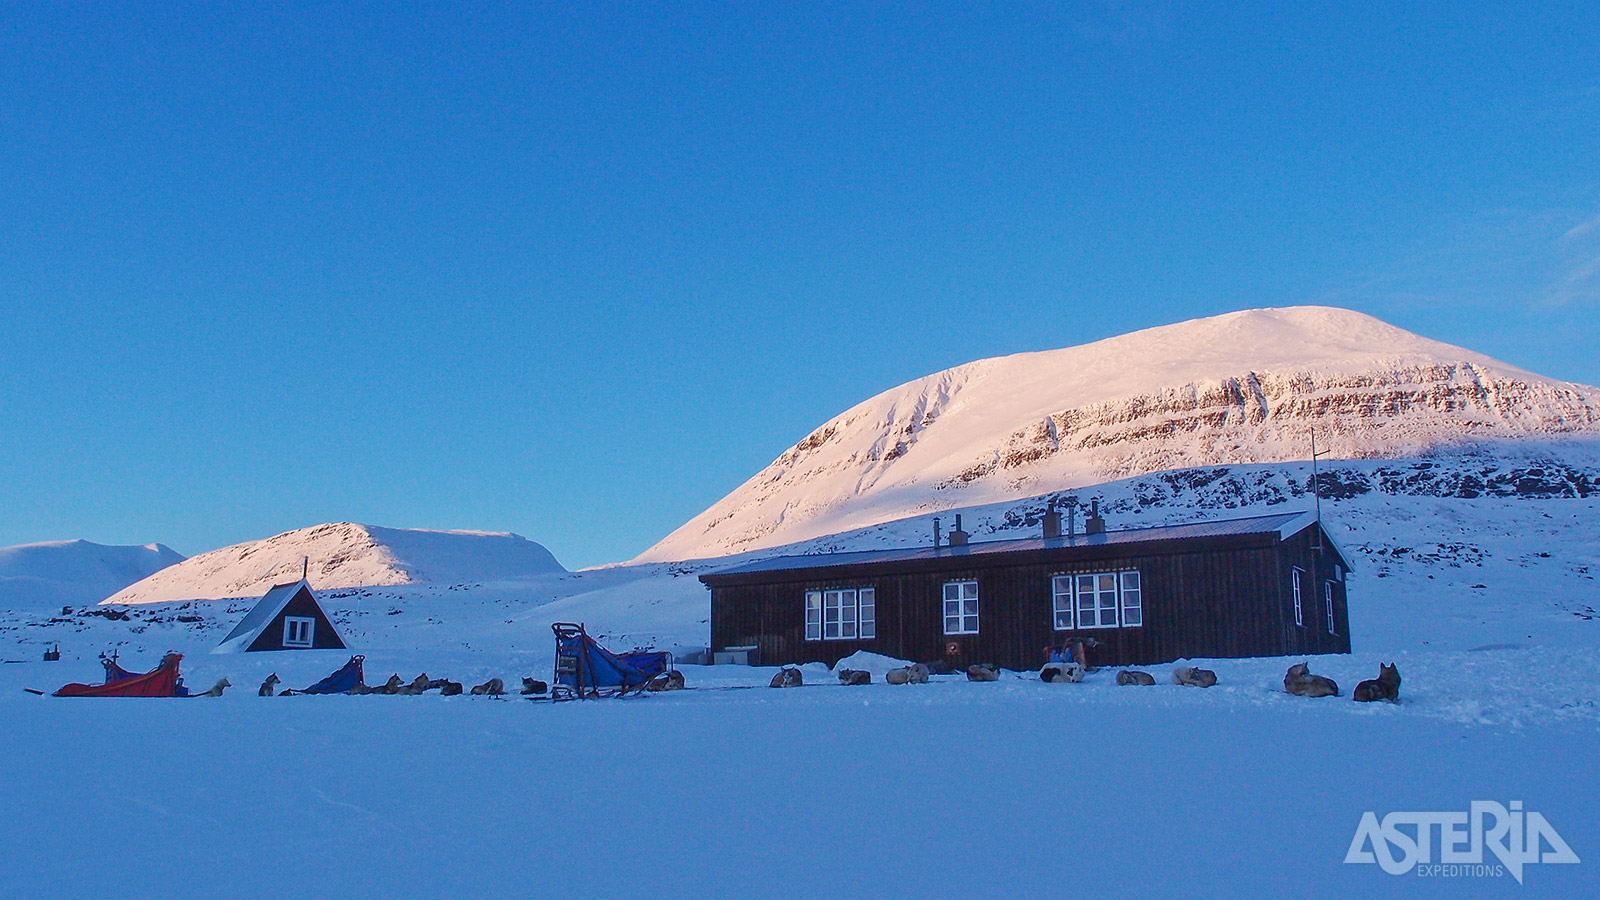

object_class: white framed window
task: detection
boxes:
[283,616,315,648]
[1051,577,1074,629]
[805,591,822,641]
[805,587,875,641]
[1052,570,1142,630]
[943,581,979,635]
[1325,583,1336,635]
[824,589,855,639]
[1292,568,1304,627]
[1120,571,1142,627]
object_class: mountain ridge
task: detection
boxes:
[0,540,186,609]
[636,306,1600,562]
[103,523,566,605]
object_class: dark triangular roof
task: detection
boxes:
[213,579,337,654]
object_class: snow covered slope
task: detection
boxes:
[637,306,1600,561]
[0,540,184,609]
[102,523,565,605]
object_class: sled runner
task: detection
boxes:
[551,623,671,700]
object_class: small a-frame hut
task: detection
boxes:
[214,578,347,654]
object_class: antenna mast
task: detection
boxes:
[1310,427,1329,552]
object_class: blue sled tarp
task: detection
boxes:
[553,624,669,696]
[299,655,366,694]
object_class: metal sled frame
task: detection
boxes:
[550,622,673,700]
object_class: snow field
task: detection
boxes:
[1,657,1594,899]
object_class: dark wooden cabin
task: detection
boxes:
[700,510,1351,671]
[215,579,348,653]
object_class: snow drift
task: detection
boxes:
[637,306,1600,561]
[0,540,184,609]
[103,523,565,605]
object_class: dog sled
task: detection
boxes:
[52,652,188,697]
[291,655,367,695]
[551,623,672,700]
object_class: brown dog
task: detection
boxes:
[1284,662,1340,697]
[769,667,803,688]
[966,663,1001,682]
[1353,663,1401,702]
[1116,670,1155,686]
[646,670,686,691]
[1172,666,1218,687]
[471,678,505,696]
[838,669,871,685]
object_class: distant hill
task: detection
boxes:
[103,523,566,605]
[0,540,185,609]
[637,306,1600,561]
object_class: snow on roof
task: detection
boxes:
[702,510,1328,579]
[213,579,315,654]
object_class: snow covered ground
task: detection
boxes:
[3,459,1597,896]
[1,650,1594,898]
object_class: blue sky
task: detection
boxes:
[2,2,1598,568]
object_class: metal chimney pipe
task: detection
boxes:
[1085,499,1106,536]
[1043,499,1062,539]
[933,517,942,550]
[950,514,969,547]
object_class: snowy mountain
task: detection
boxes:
[103,523,566,605]
[636,306,1600,561]
[0,539,185,609]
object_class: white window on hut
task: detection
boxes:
[1119,571,1142,626]
[943,580,979,634]
[824,589,857,639]
[1325,583,1336,635]
[1051,575,1074,629]
[1292,568,1304,627]
[804,591,822,641]
[858,588,876,639]
[283,616,315,648]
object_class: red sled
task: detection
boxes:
[53,653,186,697]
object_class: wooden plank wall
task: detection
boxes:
[708,533,1351,670]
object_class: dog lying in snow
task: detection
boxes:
[1040,662,1085,683]
[397,674,432,695]
[1284,662,1340,697]
[1353,663,1401,702]
[471,678,505,696]
[646,670,685,691]
[966,663,1001,682]
[1116,670,1155,686]
[837,669,871,685]
[769,667,803,688]
[364,674,404,695]
[886,663,930,685]
[258,674,280,697]
[520,677,548,695]
[1172,666,1218,687]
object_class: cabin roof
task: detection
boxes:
[701,509,1341,580]
[214,579,313,654]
